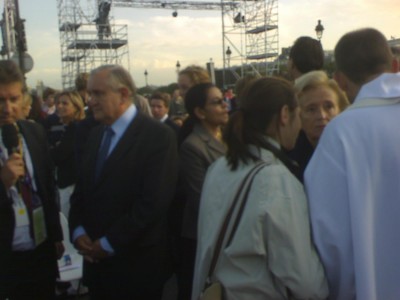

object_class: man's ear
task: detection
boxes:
[279,105,290,126]
[120,87,131,102]
[391,58,400,73]
[334,71,348,91]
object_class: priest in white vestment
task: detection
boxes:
[305,28,400,300]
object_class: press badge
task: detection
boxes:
[32,194,47,246]
[13,198,30,227]
[33,206,47,246]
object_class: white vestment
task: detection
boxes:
[305,73,400,300]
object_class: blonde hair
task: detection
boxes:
[57,91,85,121]
[178,65,211,85]
[22,93,32,108]
[295,70,349,111]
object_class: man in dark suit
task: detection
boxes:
[149,91,180,136]
[69,64,178,299]
[0,60,64,299]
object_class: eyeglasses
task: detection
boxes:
[207,98,227,107]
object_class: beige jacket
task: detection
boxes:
[193,141,328,300]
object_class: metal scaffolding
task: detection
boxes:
[57,0,129,89]
[221,0,279,85]
[56,0,278,88]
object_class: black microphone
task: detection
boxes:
[2,124,20,155]
[2,124,23,191]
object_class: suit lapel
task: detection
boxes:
[17,122,44,193]
[94,114,144,185]
[86,126,104,187]
[194,124,226,155]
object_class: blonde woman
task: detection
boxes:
[178,65,211,98]
[51,91,85,216]
[288,70,349,181]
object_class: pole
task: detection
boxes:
[14,0,25,73]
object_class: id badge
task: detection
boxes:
[32,206,47,246]
[13,200,30,227]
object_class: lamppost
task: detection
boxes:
[176,60,181,73]
[315,19,324,42]
[144,69,148,86]
[226,46,232,67]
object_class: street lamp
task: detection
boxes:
[315,19,324,42]
[226,46,232,67]
[176,60,181,73]
[144,69,148,86]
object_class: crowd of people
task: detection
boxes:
[0,26,399,300]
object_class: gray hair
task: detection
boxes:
[91,64,136,97]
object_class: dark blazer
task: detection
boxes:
[0,121,62,277]
[164,117,180,137]
[69,113,178,296]
[286,130,315,183]
[179,124,226,239]
[50,122,78,188]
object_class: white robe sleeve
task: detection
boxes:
[304,130,356,300]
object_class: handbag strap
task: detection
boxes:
[206,161,269,281]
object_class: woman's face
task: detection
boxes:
[200,87,229,127]
[56,95,77,123]
[178,74,193,99]
[300,85,340,145]
[280,106,302,150]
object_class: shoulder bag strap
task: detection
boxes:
[206,161,269,282]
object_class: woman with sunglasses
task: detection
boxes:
[177,82,229,299]
[192,77,328,300]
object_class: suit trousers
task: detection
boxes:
[83,245,169,300]
[0,240,57,300]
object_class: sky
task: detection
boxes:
[4,0,400,89]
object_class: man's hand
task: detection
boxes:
[90,239,110,260]
[74,234,93,257]
[0,153,25,189]
[55,242,65,259]
[74,235,109,262]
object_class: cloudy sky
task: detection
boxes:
[4,0,400,89]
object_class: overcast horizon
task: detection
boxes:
[3,0,400,89]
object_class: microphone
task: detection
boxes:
[2,124,23,191]
[2,124,20,155]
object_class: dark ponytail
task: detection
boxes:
[224,76,299,174]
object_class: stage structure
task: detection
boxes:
[1,0,33,73]
[57,0,129,89]
[57,0,279,88]
[220,0,279,84]
[1,0,18,58]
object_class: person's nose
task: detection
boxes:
[2,100,12,114]
[87,96,95,107]
[316,107,327,119]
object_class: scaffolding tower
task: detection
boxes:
[221,0,279,85]
[57,0,278,88]
[57,0,129,89]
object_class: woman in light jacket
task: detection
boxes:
[192,77,328,300]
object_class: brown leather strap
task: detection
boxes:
[206,161,269,283]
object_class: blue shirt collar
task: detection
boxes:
[109,104,137,141]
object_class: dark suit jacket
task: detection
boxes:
[0,121,62,277]
[179,124,226,239]
[286,130,314,183]
[50,122,79,188]
[69,112,178,291]
[164,117,180,138]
